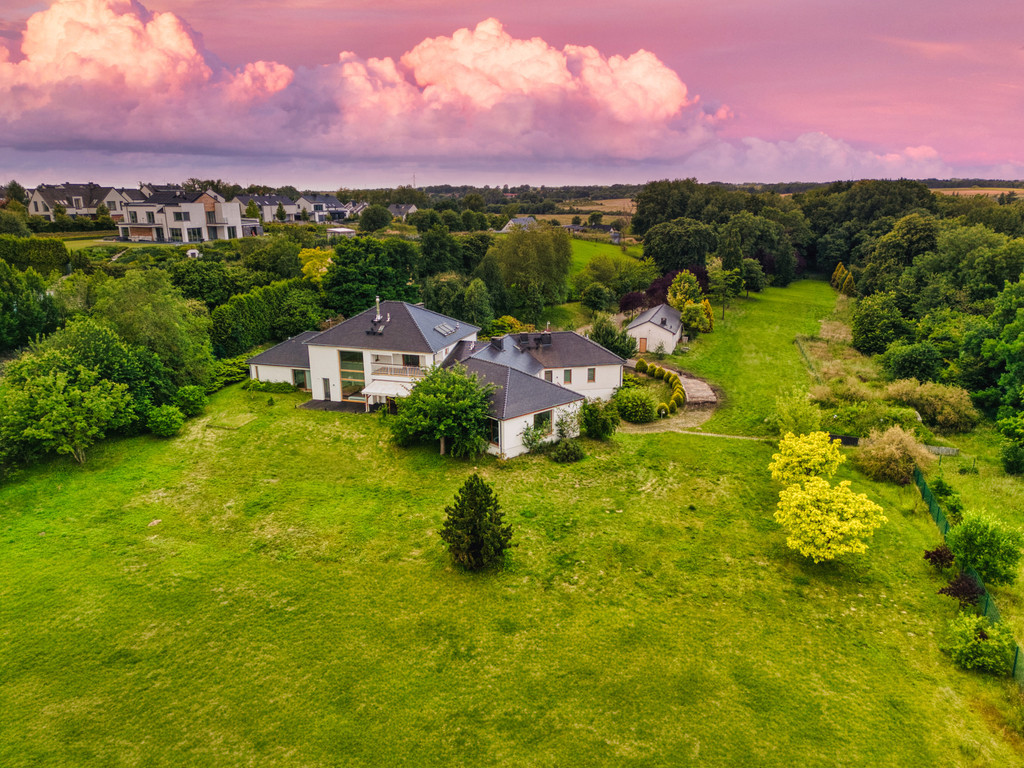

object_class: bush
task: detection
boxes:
[880,341,944,382]
[856,426,934,484]
[520,424,547,453]
[619,373,644,390]
[938,571,985,608]
[550,439,585,463]
[769,389,823,436]
[657,402,669,418]
[823,401,927,439]
[242,379,298,393]
[581,399,620,440]
[946,513,1024,586]
[207,354,251,392]
[942,614,1016,675]
[175,385,208,417]
[614,388,657,423]
[634,358,648,373]
[883,379,980,433]
[1002,440,1024,475]
[923,544,955,570]
[439,473,512,570]
[672,393,685,409]
[810,376,878,407]
[147,404,185,438]
[668,400,677,414]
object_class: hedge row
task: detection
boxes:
[0,235,70,274]
[211,279,310,358]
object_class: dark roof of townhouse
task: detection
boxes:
[501,216,538,230]
[246,331,318,368]
[118,188,146,201]
[235,194,295,206]
[498,331,624,368]
[133,190,205,207]
[301,194,343,207]
[462,359,583,420]
[306,301,479,353]
[34,183,113,208]
[463,334,545,375]
[627,303,682,334]
[388,204,417,215]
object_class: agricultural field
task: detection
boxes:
[930,187,1021,197]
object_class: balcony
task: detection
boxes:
[371,363,423,378]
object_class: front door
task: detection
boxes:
[322,378,331,400]
[638,337,647,353]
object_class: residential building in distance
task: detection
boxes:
[387,203,418,221]
[232,194,300,222]
[28,182,126,221]
[118,190,249,243]
[296,194,347,222]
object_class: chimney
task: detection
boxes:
[661,317,667,326]
[546,321,550,331]
[386,313,390,323]
[375,295,381,322]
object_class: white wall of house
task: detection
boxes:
[627,322,681,355]
[488,400,582,459]
[540,363,621,400]
[250,364,309,386]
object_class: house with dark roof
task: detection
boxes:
[246,331,318,388]
[232,194,299,223]
[387,203,418,221]
[245,300,623,458]
[499,216,539,233]
[626,304,684,354]
[296,194,346,223]
[118,190,246,243]
[28,183,125,221]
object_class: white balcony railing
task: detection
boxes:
[371,364,423,378]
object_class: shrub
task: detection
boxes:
[883,379,979,433]
[634,358,648,373]
[946,513,1024,586]
[619,373,644,390]
[520,424,547,453]
[856,426,934,484]
[942,614,1016,675]
[823,402,926,439]
[668,400,678,414]
[923,544,955,570]
[207,354,251,392]
[439,474,512,570]
[651,366,664,380]
[672,393,685,409]
[242,379,297,393]
[770,431,845,484]
[550,439,585,463]
[880,341,944,382]
[147,404,185,438]
[175,385,208,417]
[938,571,985,608]
[581,399,620,440]
[657,402,669,417]
[1002,440,1024,475]
[769,389,823,436]
[614,388,657,423]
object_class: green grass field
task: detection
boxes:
[669,281,837,437]
[2,278,1023,766]
[569,239,643,277]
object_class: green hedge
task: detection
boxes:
[0,235,70,274]
[211,279,315,358]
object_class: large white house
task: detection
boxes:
[246,300,624,458]
[232,194,300,223]
[118,190,248,243]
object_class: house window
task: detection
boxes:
[207,211,217,224]
[227,226,237,239]
[587,367,596,382]
[169,228,182,241]
[544,371,553,382]
[314,204,323,211]
[402,354,419,368]
[146,212,155,224]
[119,228,129,238]
[339,350,365,400]
[488,418,500,445]
[293,369,309,389]
[533,410,552,434]
[187,228,203,241]
[173,211,190,222]
[72,197,83,208]
[108,200,117,211]
[563,369,572,384]
[33,202,38,212]
[129,211,138,223]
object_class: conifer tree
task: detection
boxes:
[440,474,512,570]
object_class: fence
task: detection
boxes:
[913,467,1024,684]
[793,337,823,384]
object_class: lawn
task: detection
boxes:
[3,276,1024,766]
[569,238,643,277]
[667,280,837,436]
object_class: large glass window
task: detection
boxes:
[146,212,155,223]
[293,369,309,389]
[533,410,552,434]
[187,228,203,241]
[169,228,182,241]
[227,226,237,239]
[488,418,500,445]
[402,354,420,368]
[339,350,365,400]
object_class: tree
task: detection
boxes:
[439,473,512,570]
[421,225,462,275]
[388,364,496,457]
[0,364,132,467]
[168,259,239,307]
[946,513,1024,586]
[275,202,287,222]
[474,226,571,324]
[769,431,845,485]
[588,212,604,226]
[462,278,493,329]
[665,270,703,311]
[244,200,261,220]
[0,259,58,352]
[0,209,30,237]
[775,476,887,563]
[587,314,637,359]
[643,218,717,273]
[938,571,985,609]
[360,205,392,232]
[740,258,766,296]
[851,292,910,355]
[706,257,743,319]
[582,282,612,315]
[4,179,28,205]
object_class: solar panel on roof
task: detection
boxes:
[434,322,456,336]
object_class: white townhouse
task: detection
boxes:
[296,194,347,223]
[28,182,129,221]
[118,190,246,243]
[232,194,300,223]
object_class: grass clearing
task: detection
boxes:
[568,238,643,277]
[2,279,1023,766]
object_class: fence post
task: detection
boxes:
[1014,646,1020,678]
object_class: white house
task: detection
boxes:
[28,183,126,221]
[387,204,418,221]
[626,304,684,355]
[232,194,300,223]
[118,190,246,243]
[296,194,347,223]
[500,216,539,233]
[244,301,624,458]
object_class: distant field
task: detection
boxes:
[569,238,642,277]
[931,187,1021,197]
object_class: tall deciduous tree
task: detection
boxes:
[439,473,512,570]
[775,477,887,563]
[586,314,637,359]
[769,431,845,485]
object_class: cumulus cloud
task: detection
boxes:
[0,0,990,182]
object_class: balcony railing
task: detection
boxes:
[371,364,423,378]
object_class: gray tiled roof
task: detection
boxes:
[246,331,318,368]
[465,335,545,375]
[135,190,204,206]
[34,183,113,209]
[462,359,582,420]
[627,304,682,334]
[306,301,478,354]
[497,331,624,369]
[234,194,295,206]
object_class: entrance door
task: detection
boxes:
[638,337,647,353]
[322,378,331,400]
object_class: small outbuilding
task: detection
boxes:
[626,304,684,355]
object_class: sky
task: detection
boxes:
[1,0,1022,189]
